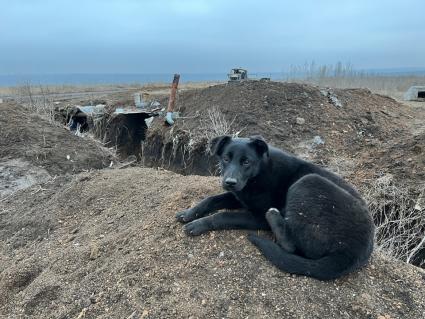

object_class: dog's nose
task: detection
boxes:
[224,178,237,186]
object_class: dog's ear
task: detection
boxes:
[249,135,269,157]
[210,135,231,156]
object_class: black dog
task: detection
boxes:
[176,136,375,280]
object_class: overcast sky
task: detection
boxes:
[1,0,424,74]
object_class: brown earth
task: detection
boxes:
[0,102,115,177]
[1,167,425,319]
[1,83,425,318]
[141,81,423,188]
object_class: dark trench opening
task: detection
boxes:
[104,113,149,158]
[417,91,425,98]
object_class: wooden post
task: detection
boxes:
[167,74,180,113]
[165,74,180,125]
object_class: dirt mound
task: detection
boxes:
[141,81,416,182]
[362,131,425,186]
[138,82,425,269]
[0,103,114,176]
[0,167,424,318]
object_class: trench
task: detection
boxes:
[60,103,425,269]
[102,113,149,158]
[140,127,218,176]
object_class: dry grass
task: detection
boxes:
[0,81,222,96]
[362,175,425,267]
[201,106,236,139]
[286,62,425,99]
[198,106,243,153]
[296,75,425,99]
[13,82,56,122]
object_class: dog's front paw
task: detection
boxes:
[184,219,210,236]
[175,209,197,223]
[265,207,280,223]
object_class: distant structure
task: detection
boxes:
[404,86,425,101]
[227,68,248,82]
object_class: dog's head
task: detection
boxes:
[210,135,269,192]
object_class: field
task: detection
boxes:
[1,77,425,318]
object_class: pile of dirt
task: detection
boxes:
[0,103,115,177]
[360,131,425,186]
[1,167,424,318]
[141,81,418,184]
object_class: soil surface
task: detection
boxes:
[0,102,115,178]
[141,81,424,188]
[1,83,425,318]
[1,167,425,319]
[0,159,51,198]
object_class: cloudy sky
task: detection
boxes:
[1,0,424,74]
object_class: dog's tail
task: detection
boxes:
[248,234,362,280]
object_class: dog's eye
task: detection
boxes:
[242,159,250,166]
[223,155,230,163]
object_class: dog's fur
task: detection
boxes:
[176,136,375,280]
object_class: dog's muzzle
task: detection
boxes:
[223,177,243,191]
[224,177,237,187]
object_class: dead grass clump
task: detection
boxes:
[198,106,242,154]
[362,174,425,267]
[14,82,56,122]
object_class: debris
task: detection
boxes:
[329,94,343,107]
[76,308,88,319]
[404,86,425,101]
[296,117,305,125]
[321,88,343,107]
[67,235,76,242]
[113,108,158,116]
[89,293,97,304]
[312,135,325,146]
[78,104,106,115]
[134,92,150,108]
[126,310,140,319]
[66,104,106,132]
[117,155,138,169]
[89,243,99,260]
